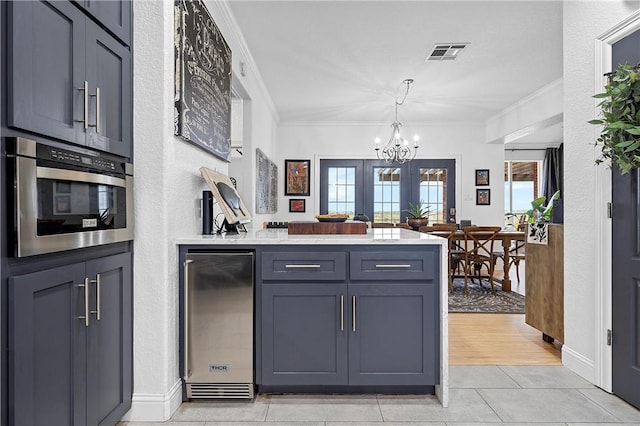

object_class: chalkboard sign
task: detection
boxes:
[174,0,232,162]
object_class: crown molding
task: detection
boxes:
[208,1,280,122]
[279,121,484,128]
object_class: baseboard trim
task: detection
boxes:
[562,345,595,384]
[119,379,183,422]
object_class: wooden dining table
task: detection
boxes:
[428,229,526,292]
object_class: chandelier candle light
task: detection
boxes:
[375,78,419,164]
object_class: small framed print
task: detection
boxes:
[289,198,306,213]
[55,195,71,213]
[476,189,491,206]
[285,159,310,196]
[475,169,490,186]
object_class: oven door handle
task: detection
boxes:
[36,166,127,188]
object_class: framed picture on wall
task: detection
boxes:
[476,189,491,205]
[289,198,306,213]
[475,169,490,186]
[285,159,310,196]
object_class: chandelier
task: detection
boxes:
[374,78,419,164]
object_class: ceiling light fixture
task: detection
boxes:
[374,78,419,164]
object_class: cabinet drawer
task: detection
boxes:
[262,252,347,281]
[350,250,435,281]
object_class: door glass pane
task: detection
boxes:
[373,167,401,223]
[418,168,446,223]
[327,167,355,217]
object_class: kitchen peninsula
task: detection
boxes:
[177,227,449,407]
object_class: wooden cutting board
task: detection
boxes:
[288,221,367,235]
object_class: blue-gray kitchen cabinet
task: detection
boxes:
[7,0,132,158]
[73,0,132,46]
[9,252,132,426]
[261,283,349,385]
[259,246,440,389]
[348,283,438,385]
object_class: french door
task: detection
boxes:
[320,159,456,224]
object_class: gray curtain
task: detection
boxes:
[542,144,563,223]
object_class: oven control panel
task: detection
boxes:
[37,144,121,173]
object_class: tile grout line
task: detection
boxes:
[375,393,385,422]
[497,365,524,388]
[574,388,628,423]
[473,388,507,423]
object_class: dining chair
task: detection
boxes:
[508,239,526,285]
[421,223,462,292]
[460,226,502,293]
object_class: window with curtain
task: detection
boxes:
[504,161,540,227]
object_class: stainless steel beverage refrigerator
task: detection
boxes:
[183,252,254,399]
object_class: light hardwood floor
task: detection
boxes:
[449,313,562,365]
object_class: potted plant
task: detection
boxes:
[525,190,560,244]
[404,201,430,230]
[590,63,640,174]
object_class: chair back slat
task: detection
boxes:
[462,226,502,260]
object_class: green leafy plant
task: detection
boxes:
[590,63,640,174]
[404,201,430,219]
[525,190,560,225]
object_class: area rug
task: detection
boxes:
[448,278,525,314]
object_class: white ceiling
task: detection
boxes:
[228,0,563,142]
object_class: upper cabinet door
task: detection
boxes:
[85,21,133,158]
[75,0,132,46]
[8,1,86,144]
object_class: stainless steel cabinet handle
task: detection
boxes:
[89,87,100,133]
[95,87,100,133]
[75,81,89,129]
[284,264,321,269]
[375,264,411,268]
[183,260,193,381]
[77,279,90,327]
[352,296,356,332]
[340,295,344,331]
[89,274,101,321]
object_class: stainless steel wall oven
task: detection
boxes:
[8,137,133,257]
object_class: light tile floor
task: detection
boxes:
[120,366,640,426]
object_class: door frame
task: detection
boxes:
[594,8,640,393]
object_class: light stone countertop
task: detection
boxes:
[176,226,448,246]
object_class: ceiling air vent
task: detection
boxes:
[426,43,469,61]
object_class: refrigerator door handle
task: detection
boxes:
[184,259,194,381]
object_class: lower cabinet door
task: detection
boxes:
[9,263,87,426]
[262,283,348,385]
[348,283,439,386]
[86,253,133,426]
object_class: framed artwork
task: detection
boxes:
[475,169,490,186]
[289,198,306,213]
[285,159,310,196]
[174,0,232,162]
[55,195,71,214]
[476,189,491,205]
[256,149,278,214]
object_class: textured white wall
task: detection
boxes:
[130,1,278,420]
[277,123,505,225]
[563,1,640,380]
